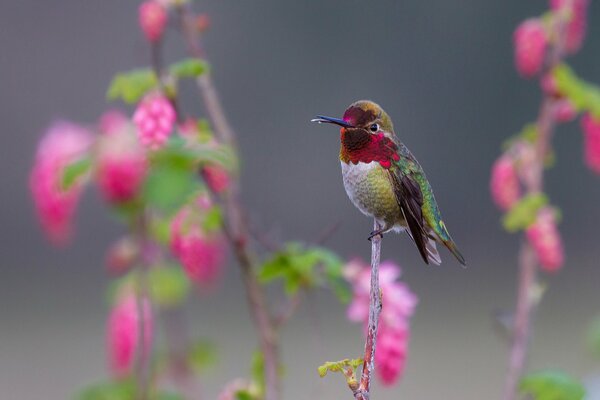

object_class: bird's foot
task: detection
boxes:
[367,229,385,241]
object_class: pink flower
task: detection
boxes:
[345,259,418,385]
[133,94,176,150]
[490,155,521,211]
[553,99,577,123]
[138,1,167,43]
[550,0,588,54]
[514,19,547,78]
[107,295,153,378]
[581,113,600,174]
[201,165,231,194]
[540,73,560,97]
[170,196,227,289]
[96,111,148,204]
[526,207,564,272]
[29,121,93,245]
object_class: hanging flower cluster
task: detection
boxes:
[345,259,418,385]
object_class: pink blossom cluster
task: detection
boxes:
[97,111,148,204]
[514,19,547,78]
[138,1,168,43]
[170,195,227,289]
[29,121,93,245]
[133,94,176,150]
[490,155,521,211]
[526,207,564,272]
[581,113,600,174]
[550,0,589,54]
[345,259,418,385]
[106,295,153,377]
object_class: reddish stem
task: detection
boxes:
[502,5,572,400]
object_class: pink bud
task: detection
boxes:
[514,19,547,78]
[550,0,588,54]
[540,73,560,97]
[133,94,176,150]
[490,156,521,211]
[202,165,231,194]
[526,208,564,272]
[138,1,167,43]
[107,295,153,378]
[553,99,577,123]
[581,113,600,174]
[170,201,227,289]
[29,121,93,245]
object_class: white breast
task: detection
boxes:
[340,161,379,218]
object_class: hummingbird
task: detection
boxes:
[312,100,466,266]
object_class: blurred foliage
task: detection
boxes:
[519,370,585,400]
[587,316,600,358]
[77,380,184,400]
[188,339,218,373]
[61,157,92,190]
[502,193,549,233]
[107,69,158,104]
[553,64,600,117]
[148,266,191,308]
[169,58,209,79]
[258,242,350,301]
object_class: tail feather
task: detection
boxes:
[443,239,466,266]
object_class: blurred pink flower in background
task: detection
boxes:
[138,1,168,43]
[514,19,547,78]
[29,121,93,245]
[133,94,176,150]
[97,111,148,204]
[550,0,589,54]
[581,112,600,174]
[345,259,418,385]
[490,155,521,211]
[170,195,227,289]
[553,99,578,123]
[201,164,231,194]
[107,295,153,378]
[106,236,139,275]
[526,207,564,272]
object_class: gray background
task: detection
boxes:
[1,1,600,399]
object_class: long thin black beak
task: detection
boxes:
[311,115,353,128]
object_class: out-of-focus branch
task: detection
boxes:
[175,5,281,400]
[502,6,572,400]
[352,220,382,400]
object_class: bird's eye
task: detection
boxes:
[369,123,379,132]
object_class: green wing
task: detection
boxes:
[388,142,466,266]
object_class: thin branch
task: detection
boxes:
[135,211,154,400]
[502,5,572,400]
[352,220,383,400]
[175,5,281,400]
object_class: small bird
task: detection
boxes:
[312,100,466,266]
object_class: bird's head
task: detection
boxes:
[311,100,394,137]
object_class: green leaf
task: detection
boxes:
[502,193,548,233]
[143,165,200,212]
[188,339,218,372]
[587,316,600,357]
[61,157,92,190]
[148,266,191,308]
[519,370,585,400]
[169,59,209,79]
[317,358,363,378]
[554,64,600,118]
[76,380,136,400]
[107,69,158,104]
[202,206,223,232]
[235,391,254,400]
[251,351,265,394]
[258,243,345,298]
